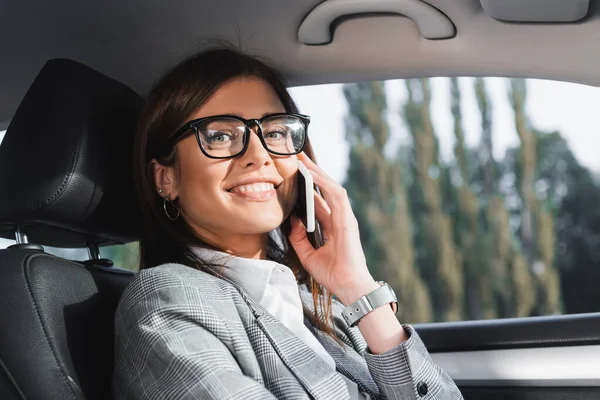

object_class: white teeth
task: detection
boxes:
[231,182,275,193]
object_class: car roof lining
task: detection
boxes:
[2,0,600,122]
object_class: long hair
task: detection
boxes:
[133,44,339,340]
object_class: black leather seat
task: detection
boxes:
[0,59,144,400]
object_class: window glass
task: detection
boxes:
[44,246,89,261]
[100,242,139,272]
[0,237,91,260]
[290,77,600,323]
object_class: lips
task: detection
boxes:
[229,182,275,194]
[227,182,278,201]
[225,176,283,201]
[225,176,282,192]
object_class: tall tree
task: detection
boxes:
[472,78,536,318]
[509,79,562,315]
[404,79,464,322]
[531,130,600,315]
[450,78,496,320]
[475,78,495,196]
[342,82,433,323]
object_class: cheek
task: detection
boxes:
[277,161,299,211]
[174,143,227,214]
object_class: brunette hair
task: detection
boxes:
[133,45,338,339]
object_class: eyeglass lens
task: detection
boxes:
[196,115,305,158]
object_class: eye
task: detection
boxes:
[203,130,236,148]
[208,131,232,142]
[264,129,288,141]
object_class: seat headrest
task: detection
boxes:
[0,59,144,247]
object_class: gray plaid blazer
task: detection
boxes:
[113,263,463,400]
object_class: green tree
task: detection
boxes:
[473,78,536,318]
[343,82,433,323]
[404,79,463,322]
[475,78,495,196]
[102,242,140,271]
[450,78,496,320]
[509,79,562,315]
[531,130,600,315]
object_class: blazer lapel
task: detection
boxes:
[223,277,349,400]
[255,313,350,399]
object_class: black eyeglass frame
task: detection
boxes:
[163,113,311,160]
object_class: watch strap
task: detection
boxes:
[341,282,398,327]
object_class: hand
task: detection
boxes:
[289,153,379,306]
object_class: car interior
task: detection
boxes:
[1,0,600,399]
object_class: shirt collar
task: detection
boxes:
[192,247,289,302]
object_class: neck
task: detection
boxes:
[192,225,269,260]
[226,235,269,259]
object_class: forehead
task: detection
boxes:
[191,77,286,120]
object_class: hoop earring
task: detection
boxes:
[163,197,181,220]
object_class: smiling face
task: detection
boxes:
[152,77,299,256]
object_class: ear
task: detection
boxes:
[151,159,179,200]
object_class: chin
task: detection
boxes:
[235,212,286,234]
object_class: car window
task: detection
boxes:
[100,242,139,272]
[290,77,600,323]
[0,237,91,260]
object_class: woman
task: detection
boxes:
[113,46,463,400]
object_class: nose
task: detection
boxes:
[239,127,272,168]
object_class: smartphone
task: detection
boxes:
[296,160,325,249]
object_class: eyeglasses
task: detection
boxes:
[165,113,310,159]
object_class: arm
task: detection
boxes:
[290,153,463,399]
[113,268,277,400]
[340,285,463,400]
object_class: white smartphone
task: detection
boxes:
[297,160,315,232]
[296,160,325,248]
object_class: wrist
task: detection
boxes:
[336,277,380,306]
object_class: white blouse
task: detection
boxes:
[193,248,336,369]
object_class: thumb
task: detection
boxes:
[288,215,317,266]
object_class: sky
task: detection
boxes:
[289,78,600,184]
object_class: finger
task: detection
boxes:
[297,152,333,180]
[288,215,318,266]
[297,155,353,224]
[297,156,342,197]
[314,188,331,215]
[297,156,341,204]
[313,189,333,233]
[308,170,351,216]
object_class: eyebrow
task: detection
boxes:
[225,112,284,119]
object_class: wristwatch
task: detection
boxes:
[341,281,398,327]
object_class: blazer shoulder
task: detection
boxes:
[115,263,234,320]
